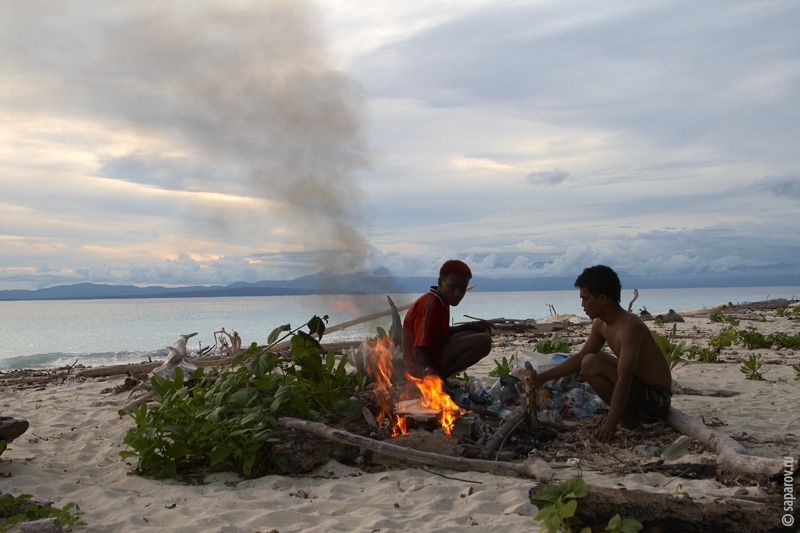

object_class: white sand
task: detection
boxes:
[2,311,799,532]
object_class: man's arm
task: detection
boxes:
[412,347,435,377]
[534,320,606,386]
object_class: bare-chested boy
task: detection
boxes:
[535,265,672,442]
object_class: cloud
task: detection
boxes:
[525,169,570,186]
[760,174,800,201]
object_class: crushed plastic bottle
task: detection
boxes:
[450,388,470,408]
[538,410,562,423]
[660,435,693,460]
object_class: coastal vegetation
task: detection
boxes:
[120,316,363,479]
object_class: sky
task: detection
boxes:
[1,0,799,291]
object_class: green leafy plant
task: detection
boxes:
[740,354,764,380]
[0,494,85,532]
[736,327,800,350]
[686,344,718,362]
[535,337,570,354]
[488,354,515,377]
[120,316,363,479]
[766,331,800,349]
[605,513,644,533]
[532,477,642,533]
[737,327,771,349]
[653,317,664,327]
[532,477,589,533]
[652,325,686,370]
[709,310,740,326]
[708,326,737,353]
[792,363,800,381]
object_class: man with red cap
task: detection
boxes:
[402,260,493,379]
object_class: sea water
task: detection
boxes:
[0,286,797,370]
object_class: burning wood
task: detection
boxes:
[363,336,464,437]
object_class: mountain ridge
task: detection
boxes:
[1,264,798,301]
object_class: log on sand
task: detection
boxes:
[277,417,554,480]
[528,481,786,533]
[667,407,790,477]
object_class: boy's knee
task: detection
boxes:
[478,332,492,353]
[580,352,600,375]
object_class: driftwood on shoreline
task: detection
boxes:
[277,417,555,480]
[118,333,199,414]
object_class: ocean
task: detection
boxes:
[1,286,798,370]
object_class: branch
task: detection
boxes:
[277,417,554,480]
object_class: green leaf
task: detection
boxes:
[268,323,292,345]
[209,443,232,466]
[332,399,364,420]
[560,476,588,499]
[620,518,644,533]
[561,498,578,518]
[532,486,562,504]
[306,315,328,339]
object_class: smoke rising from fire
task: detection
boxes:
[2,0,369,277]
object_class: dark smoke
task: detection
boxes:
[2,0,370,277]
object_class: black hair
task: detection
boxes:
[574,265,622,303]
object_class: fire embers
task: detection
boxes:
[362,336,463,437]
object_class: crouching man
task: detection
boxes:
[535,265,672,442]
[402,260,493,379]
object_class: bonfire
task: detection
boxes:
[364,336,463,437]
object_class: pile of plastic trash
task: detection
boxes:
[452,350,609,422]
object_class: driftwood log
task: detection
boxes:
[732,298,798,311]
[118,333,199,414]
[277,417,554,480]
[667,407,791,477]
[528,481,787,533]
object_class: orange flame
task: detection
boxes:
[364,336,462,436]
[365,336,407,436]
[405,373,462,436]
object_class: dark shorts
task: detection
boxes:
[627,378,672,424]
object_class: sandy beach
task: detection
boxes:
[2,304,799,532]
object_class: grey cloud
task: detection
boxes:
[760,174,800,200]
[354,2,800,151]
[526,169,570,186]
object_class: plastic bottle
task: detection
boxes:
[661,435,693,460]
[538,410,562,423]
[450,388,470,408]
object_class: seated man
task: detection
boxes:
[535,265,672,442]
[402,260,492,379]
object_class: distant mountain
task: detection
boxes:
[1,264,797,301]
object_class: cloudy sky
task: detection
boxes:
[1,0,799,291]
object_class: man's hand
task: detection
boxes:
[412,348,436,379]
[469,320,493,335]
[592,426,616,443]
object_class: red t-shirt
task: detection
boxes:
[402,287,450,372]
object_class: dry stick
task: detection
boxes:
[269,302,414,352]
[278,417,554,480]
[485,405,528,453]
[522,362,540,429]
[627,288,639,312]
